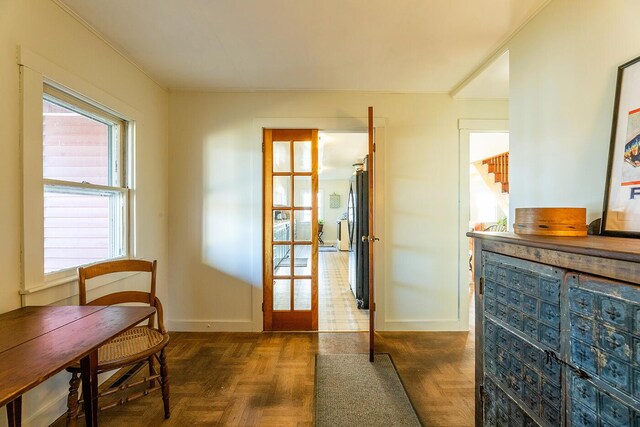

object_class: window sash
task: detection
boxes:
[43,180,129,274]
[43,83,126,187]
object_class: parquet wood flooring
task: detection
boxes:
[51,327,475,426]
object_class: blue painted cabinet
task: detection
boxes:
[470,233,640,427]
[481,252,564,426]
[567,274,640,427]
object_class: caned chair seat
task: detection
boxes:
[99,326,167,365]
[67,326,169,372]
[65,259,170,425]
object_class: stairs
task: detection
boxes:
[482,152,509,193]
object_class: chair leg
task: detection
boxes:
[148,355,156,388]
[159,349,170,419]
[66,372,81,426]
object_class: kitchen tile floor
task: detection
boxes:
[318,249,368,331]
[272,247,368,331]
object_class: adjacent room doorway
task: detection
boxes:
[262,109,379,349]
[458,120,509,330]
[317,131,369,332]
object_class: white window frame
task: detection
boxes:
[43,84,130,274]
[19,46,138,305]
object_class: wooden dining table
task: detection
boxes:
[0,305,156,427]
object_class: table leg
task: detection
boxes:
[80,351,99,427]
[6,396,21,427]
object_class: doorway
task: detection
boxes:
[458,120,509,330]
[317,132,369,331]
[469,132,510,232]
[260,113,382,335]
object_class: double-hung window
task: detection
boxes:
[42,84,128,274]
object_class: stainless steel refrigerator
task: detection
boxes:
[347,159,369,309]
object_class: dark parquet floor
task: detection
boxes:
[51,327,475,427]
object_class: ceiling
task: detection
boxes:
[58,0,548,94]
[319,132,368,181]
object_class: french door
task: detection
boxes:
[263,129,319,331]
[366,107,377,361]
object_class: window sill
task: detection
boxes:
[20,258,140,306]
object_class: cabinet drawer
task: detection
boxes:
[600,355,631,392]
[572,375,597,408]
[600,296,631,331]
[600,394,631,426]
[571,314,595,344]
[483,376,538,427]
[568,273,640,405]
[571,401,597,427]
[570,339,597,374]
[598,325,632,362]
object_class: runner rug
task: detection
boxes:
[314,353,422,427]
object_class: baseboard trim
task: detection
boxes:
[22,390,68,427]
[20,370,116,427]
[383,319,469,332]
[168,319,254,332]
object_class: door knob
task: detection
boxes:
[362,235,380,242]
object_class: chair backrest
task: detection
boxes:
[78,259,157,308]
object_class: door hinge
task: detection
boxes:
[479,384,484,403]
[479,277,484,295]
[262,142,265,152]
[373,143,376,152]
[261,302,264,312]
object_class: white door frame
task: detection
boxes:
[458,119,509,330]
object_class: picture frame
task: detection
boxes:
[601,55,640,237]
[329,193,341,209]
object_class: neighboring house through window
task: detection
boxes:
[42,84,128,273]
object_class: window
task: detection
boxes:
[42,84,128,274]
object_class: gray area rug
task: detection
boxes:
[318,246,337,252]
[315,354,422,427]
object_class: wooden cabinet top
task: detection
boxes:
[467,231,640,264]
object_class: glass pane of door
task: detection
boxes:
[273,244,291,276]
[273,176,291,207]
[293,140,311,172]
[294,279,311,310]
[293,244,312,276]
[293,176,312,207]
[273,141,291,172]
[294,210,312,241]
[273,279,291,310]
[273,211,291,241]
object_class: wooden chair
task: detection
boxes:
[65,259,170,423]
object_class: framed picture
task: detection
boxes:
[601,55,640,237]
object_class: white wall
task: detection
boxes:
[508,0,640,223]
[0,1,168,425]
[319,179,351,244]
[168,91,507,332]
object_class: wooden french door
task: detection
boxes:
[366,107,377,361]
[263,129,319,331]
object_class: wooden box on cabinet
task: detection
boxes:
[467,232,640,427]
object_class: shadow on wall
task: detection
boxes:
[201,132,256,285]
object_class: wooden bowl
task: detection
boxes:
[513,207,587,236]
